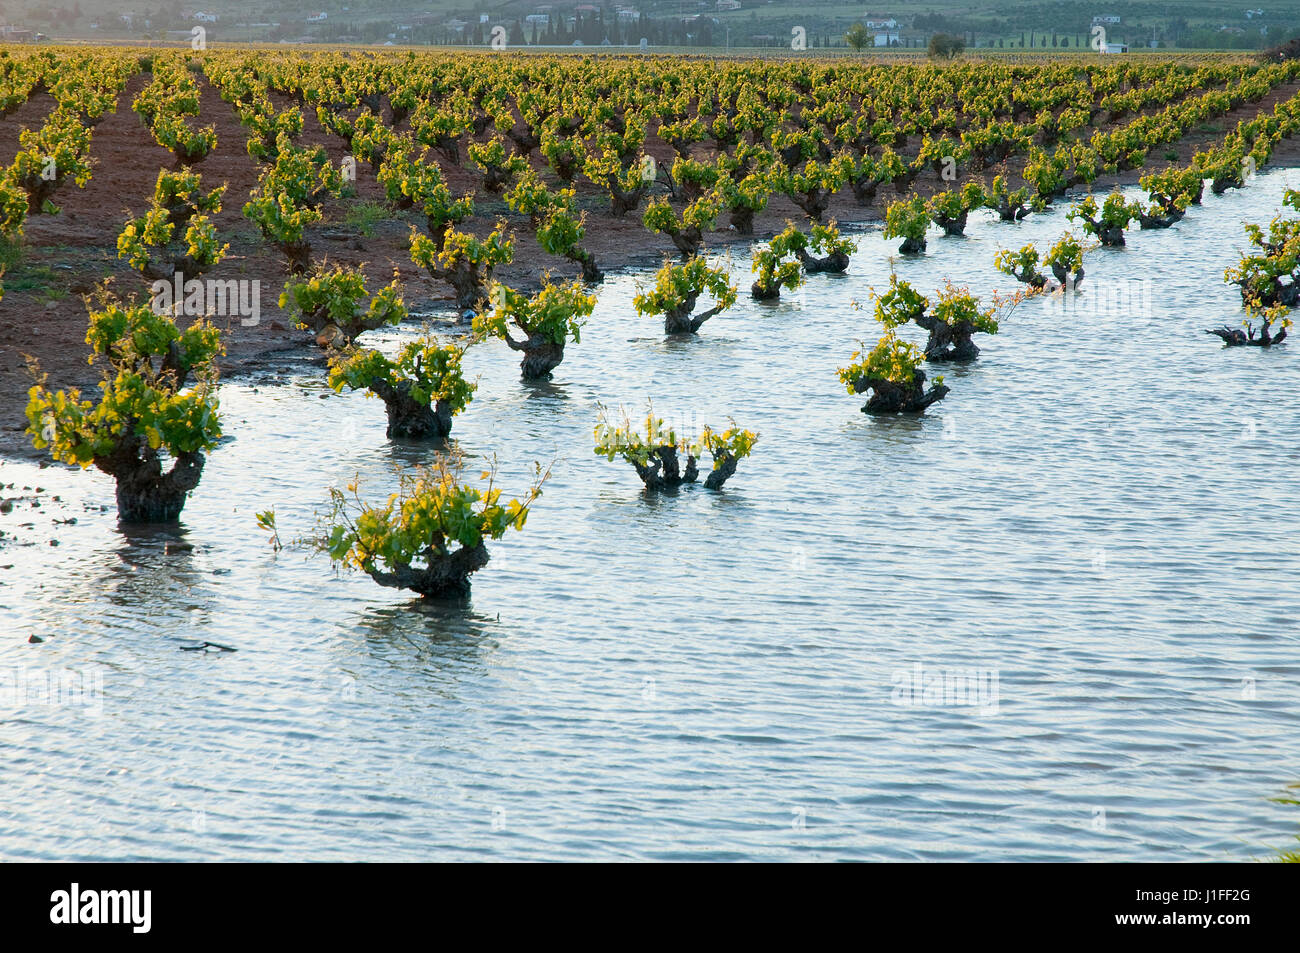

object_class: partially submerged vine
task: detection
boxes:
[410,222,514,313]
[838,330,949,414]
[995,232,1086,290]
[793,220,856,273]
[25,296,223,522]
[883,194,931,255]
[1205,299,1291,347]
[473,276,596,378]
[312,453,550,598]
[1224,189,1300,307]
[593,407,757,491]
[1068,193,1139,247]
[633,256,737,334]
[750,227,804,300]
[872,274,1006,362]
[328,338,475,439]
[926,182,987,236]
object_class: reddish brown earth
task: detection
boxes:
[2,68,1299,461]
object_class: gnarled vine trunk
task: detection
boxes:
[1138,207,1185,229]
[568,247,602,283]
[1051,263,1085,289]
[505,332,567,379]
[792,190,832,222]
[369,378,453,440]
[97,435,207,523]
[606,176,650,218]
[850,177,879,206]
[1096,225,1126,247]
[1205,322,1289,347]
[1230,276,1299,308]
[797,248,850,274]
[933,211,969,236]
[729,207,756,235]
[1008,265,1047,289]
[279,240,313,276]
[702,452,739,490]
[141,255,211,286]
[897,236,926,255]
[995,198,1028,222]
[424,261,490,311]
[368,542,490,598]
[663,293,723,334]
[915,313,980,362]
[631,446,699,491]
[849,369,950,414]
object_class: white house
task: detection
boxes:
[874,31,899,46]
[716,0,741,10]
[194,11,218,22]
[864,18,897,29]
[306,11,327,23]
[1091,15,1121,25]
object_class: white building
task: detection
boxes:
[864,18,897,29]
[306,12,327,23]
[874,31,899,46]
[1091,15,1121,25]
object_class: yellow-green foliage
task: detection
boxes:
[633,257,737,318]
[26,301,223,467]
[280,265,407,333]
[329,339,476,415]
[410,223,515,275]
[474,277,596,347]
[883,194,931,243]
[593,407,757,471]
[838,330,935,389]
[317,458,548,573]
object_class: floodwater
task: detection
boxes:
[2,170,1298,861]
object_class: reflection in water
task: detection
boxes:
[4,172,1300,860]
[101,523,205,615]
[519,379,570,403]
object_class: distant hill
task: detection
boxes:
[3,0,1298,52]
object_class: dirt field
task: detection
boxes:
[3,66,1298,461]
